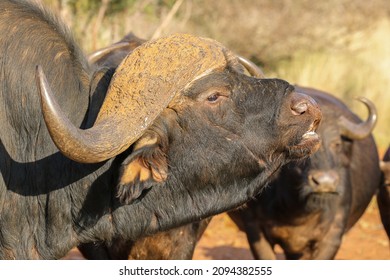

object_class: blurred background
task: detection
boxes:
[40,0,390,152]
[40,0,389,260]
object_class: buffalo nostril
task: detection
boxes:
[289,92,322,133]
[311,172,338,185]
[310,174,320,186]
[291,101,309,115]
[290,92,312,115]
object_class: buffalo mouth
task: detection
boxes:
[310,190,339,196]
[306,191,340,207]
[286,123,321,159]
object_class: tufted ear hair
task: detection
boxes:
[117,130,169,204]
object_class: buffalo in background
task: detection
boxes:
[0,0,322,259]
[378,146,390,239]
[229,88,380,259]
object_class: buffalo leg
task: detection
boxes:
[228,210,276,260]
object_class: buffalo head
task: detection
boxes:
[36,34,321,205]
[293,91,377,205]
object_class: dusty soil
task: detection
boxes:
[64,198,389,260]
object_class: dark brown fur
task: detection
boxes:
[0,1,321,259]
[378,146,390,238]
[229,88,381,259]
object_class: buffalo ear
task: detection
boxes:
[117,132,168,204]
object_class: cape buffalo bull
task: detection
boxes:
[378,146,390,239]
[228,88,380,259]
[0,0,322,259]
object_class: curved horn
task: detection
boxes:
[37,34,230,163]
[338,96,377,140]
[238,56,265,78]
[88,42,131,65]
[36,65,140,163]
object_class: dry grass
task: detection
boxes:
[273,18,390,148]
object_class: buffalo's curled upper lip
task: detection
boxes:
[287,128,321,159]
[298,127,321,148]
[302,131,319,140]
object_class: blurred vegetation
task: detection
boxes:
[41,0,390,151]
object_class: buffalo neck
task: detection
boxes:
[75,156,284,246]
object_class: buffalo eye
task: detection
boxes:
[206,92,228,104]
[207,94,220,103]
[196,86,229,104]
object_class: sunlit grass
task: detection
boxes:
[271,19,390,150]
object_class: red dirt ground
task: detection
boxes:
[64,198,389,260]
[193,198,390,260]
